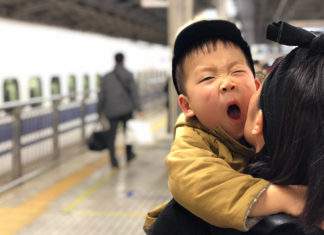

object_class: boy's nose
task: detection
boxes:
[220,79,236,93]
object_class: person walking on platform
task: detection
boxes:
[97,52,142,168]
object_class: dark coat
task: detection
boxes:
[97,64,142,118]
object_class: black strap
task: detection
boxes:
[114,71,130,94]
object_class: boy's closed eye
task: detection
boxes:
[201,76,215,82]
[232,70,247,76]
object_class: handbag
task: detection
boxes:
[87,120,111,151]
[125,119,154,146]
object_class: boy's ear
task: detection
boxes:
[178,94,195,117]
[254,78,261,90]
[251,110,263,135]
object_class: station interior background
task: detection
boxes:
[0,0,324,234]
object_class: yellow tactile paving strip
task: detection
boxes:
[0,155,107,235]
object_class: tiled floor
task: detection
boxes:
[0,110,172,235]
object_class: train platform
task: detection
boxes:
[0,110,172,235]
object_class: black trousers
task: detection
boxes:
[152,199,244,235]
[107,112,133,167]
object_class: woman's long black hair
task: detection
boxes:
[268,52,324,229]
[246,51,324,231]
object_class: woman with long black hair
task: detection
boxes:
[244,21,324,233]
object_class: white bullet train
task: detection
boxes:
[0,18,170,182]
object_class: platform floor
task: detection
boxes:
[0,111,172,235]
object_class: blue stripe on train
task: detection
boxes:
[0,118,97,156]
[0,103,97,143]
[0,123,12,142]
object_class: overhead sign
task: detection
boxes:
[141,0,168,8]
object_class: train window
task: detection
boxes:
[83,74,89,91]
[29,77,42,98]
[96,74,101,91]
[29,77,42,107]
[51,76,61,95]
[3,78,19,102]
[68,75,76,101]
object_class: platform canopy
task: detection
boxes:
[0,0,323,45]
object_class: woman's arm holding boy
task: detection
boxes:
[248,184,306,217]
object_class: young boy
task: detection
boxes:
[144,20,306,234]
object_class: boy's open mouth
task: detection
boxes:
[227,104,241,120]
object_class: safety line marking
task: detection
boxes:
[62,169,118,213]
[71,210,146,218]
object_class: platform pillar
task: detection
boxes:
[167,0,193,133]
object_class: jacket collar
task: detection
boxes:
[175,113,255,157]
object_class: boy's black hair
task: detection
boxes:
[172,20,255,94]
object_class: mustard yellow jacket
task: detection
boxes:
[144,113,270,232]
